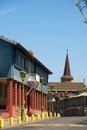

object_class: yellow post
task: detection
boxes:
[25,115,29,122]
[57,113,61,117]
[46,112,48,118]
[41,113,44,119]
[10,117,13,126]
[54,113,56,117]
[50,112,52,118]
[18,116,21,124]
[31,114,35,121]
[36,114,40,120]
[0,119,4,128]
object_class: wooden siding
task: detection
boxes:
[36,84,48,94]
[0,40,48,93]
[0,40,12,77]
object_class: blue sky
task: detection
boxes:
[0,0,87,83]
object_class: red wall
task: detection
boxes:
[1,78,48,118]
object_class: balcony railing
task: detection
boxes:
[28,73,40,83]
[27,73,40,96]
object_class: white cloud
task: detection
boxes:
[0,8,16,15]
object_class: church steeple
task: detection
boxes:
[61,51,73,82]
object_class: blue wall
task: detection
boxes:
[0,40,49,93]
[0,40,13,77]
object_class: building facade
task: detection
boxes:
[48,52,86,115]
[58,92,87,116]
[0,36,52,118]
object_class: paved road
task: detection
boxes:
[3,117,87,130]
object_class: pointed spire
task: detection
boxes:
[61,50,73,82]
[64,51,71,75]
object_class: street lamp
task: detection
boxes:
[52,97,55,115]
[50,85,54,115]
[40,77,44,113]
[20,70,26,121]
[49,84,54,114]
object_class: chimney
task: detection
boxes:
[28,49,34,56]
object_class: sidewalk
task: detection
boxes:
[0,113,48,128]
[0,112,61,128]
[1,116,37,128]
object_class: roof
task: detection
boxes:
[69,92,87,98]
[60,92,87,101]
[64,52,71,75]
[0,35,52,74]
[48,82,86,91]
[61,52,73,81]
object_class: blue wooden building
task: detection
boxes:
[0,36,52,118]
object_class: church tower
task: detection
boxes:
[61,51,73,82]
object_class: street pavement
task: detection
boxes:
[2,116,87,130]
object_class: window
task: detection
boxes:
[25,59,29,72]
[15,51,25,70]
[29,61,31,73]
[21,56,24,68]
[0,82,7,108]
[31,62,34,73]
[17,54,21,66]
[0,83,3,97]
[38,66,48,85]
[0,83,7,97]
[43,72,48,85]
